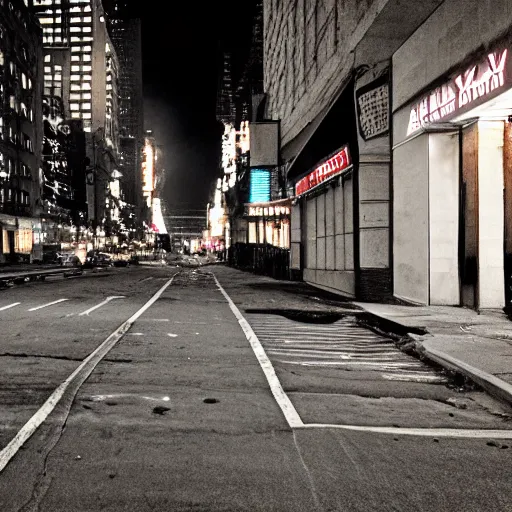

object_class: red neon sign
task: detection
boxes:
[295,146,352,196]
[407,49,509,135]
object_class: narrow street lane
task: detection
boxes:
[0,266,510,511]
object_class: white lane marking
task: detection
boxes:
[0,302,20,312]
[212,274,303,428]
[141,318,169,322]
[382,374,448,383]
[128,333,144,336]
[28,298,69,311]
[276,360,424,367]
[0,273,178,473]
[300,424,512,439]
[167,333,178,337]
[79,295,125,316]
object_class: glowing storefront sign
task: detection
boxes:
[407,49,509,136]
[247,206,290,217]
[295,146,352,197]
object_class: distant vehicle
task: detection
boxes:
[156,234,171,252]
[61,254,82,268]
[82,252,113,269]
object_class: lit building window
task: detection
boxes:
[70,104,79,110]
[83,54,91,62]
[70,74,80,81]
[81,82,91,90]
[81,65,91,72]
[71,112,80,118]
[44,55,51,62]
[82,93,91,100]
[70,27,81,32]
[71,55,80,61]
[82,112,91,119]
[70,93,80,100]
[81,102,91,110]
[71,65,80,71]
[44,66,51,73]
[71,84,80,91]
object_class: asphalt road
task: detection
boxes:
[0,265,510,511]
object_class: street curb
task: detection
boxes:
[416,341,512,407]
[358,310,512,407]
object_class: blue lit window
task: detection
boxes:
[249,169,270,203]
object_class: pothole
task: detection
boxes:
[244,308,346,324]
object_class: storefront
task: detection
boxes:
[0,214,38,263]
[245,198,291,249]
[291,146,357,296]
[392,14,512,308]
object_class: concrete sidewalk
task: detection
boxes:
[356,302,512,406]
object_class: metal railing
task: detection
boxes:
[227,242,291,280]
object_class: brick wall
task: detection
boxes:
[263,0,386,148]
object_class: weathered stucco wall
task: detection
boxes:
[393,0,512,111]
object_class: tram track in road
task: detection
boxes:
[0,269,181,474]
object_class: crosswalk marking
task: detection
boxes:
[28,298,69,311]
[247,314,448,383]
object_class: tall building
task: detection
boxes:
[104,0,144,215]
[33,0,120,236]
[0,0,43,262]
[216,53,236,126]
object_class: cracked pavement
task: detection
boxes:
[0,266,511,511]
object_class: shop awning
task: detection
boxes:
[284,77,357,183]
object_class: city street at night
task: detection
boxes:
[3,0,512,509]
[0,265,510,511]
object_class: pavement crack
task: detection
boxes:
[0,353,82,362]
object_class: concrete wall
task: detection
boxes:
[393,135,429,304]
[428,132,460,305]
[359,160,389,268]
[478,121,505,308]
[393,0,512,110]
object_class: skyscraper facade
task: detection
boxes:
[105,0,144,213]
[0,0,43,262]
[33,0,120,231]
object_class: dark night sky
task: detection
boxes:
[140,2,256,212]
